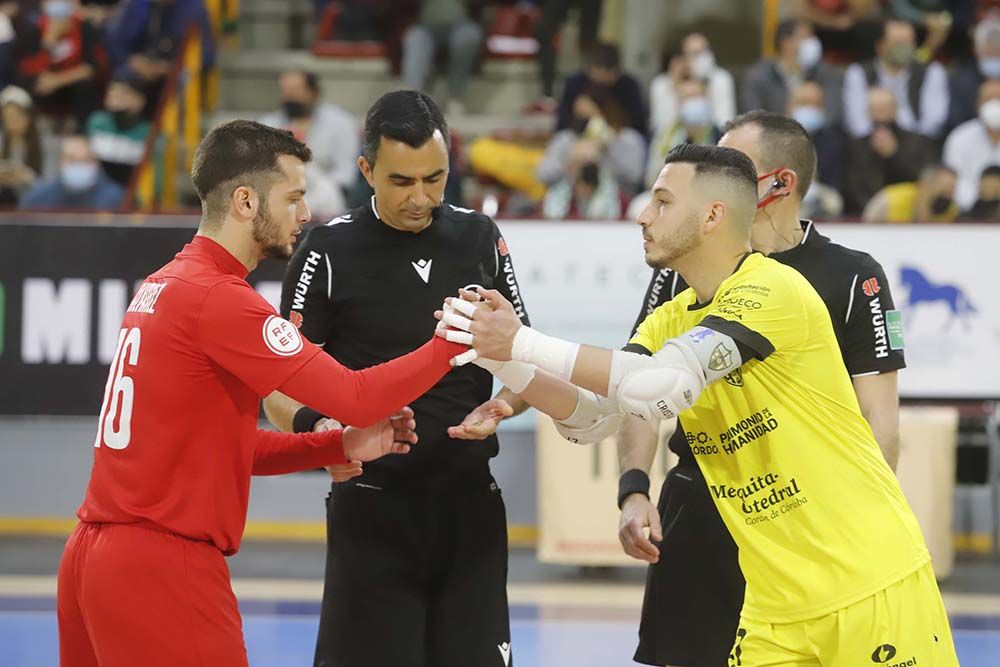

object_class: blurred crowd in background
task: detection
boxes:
[2,0,999,224]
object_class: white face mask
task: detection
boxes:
[680,96,712,127]
[689,50,716,79]
[798,36,823,70]
[61,162,99,191]
[980,98,1000,130]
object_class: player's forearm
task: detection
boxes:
[507,327,614,396]
[867,412,901,471]
[515,371,580,420]
[279,336,465,428]
[262,391,305,433]
[618,415,659,474]
[251,428,346,475]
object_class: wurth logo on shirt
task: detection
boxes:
[862,277,881,297]
[292,251,323,312]
[870,298,889,359]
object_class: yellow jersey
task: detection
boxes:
[630,253,929,623]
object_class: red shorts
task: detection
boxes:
[57,521,248,667]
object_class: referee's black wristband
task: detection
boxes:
[617,469,651,510]
[292,407,326,434]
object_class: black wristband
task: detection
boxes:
[292,406,325,434]
[617,469,651,510]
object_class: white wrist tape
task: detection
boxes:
[474,358,537,394]
[510,326,580,381]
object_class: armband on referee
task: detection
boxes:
[292,406,326,434]
[617,469,651,510]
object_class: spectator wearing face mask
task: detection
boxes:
[20,133,123,209]
[862,163,959,222]
[787,80,845,197]
[844,86,934,215]
[645,77,720,186]
[948,15,1000,133]
[648,32,736,139]
[85,65,150,187]
[259,68,359,219]
[957,164,1000,221]
[537,90,646,195]
[741,19,843,127]
[792,0,883,61]
[943,78,1000,212]
[843,17,949,139]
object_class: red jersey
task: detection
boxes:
[78,236,328,553]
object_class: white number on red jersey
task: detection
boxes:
[94,327,142,450]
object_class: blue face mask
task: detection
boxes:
[981,57,1000,79]
[792,105,826,134]
[61,162,100,191]
[44,1,75,19]
[679,96,712,127]
[798,36,823,70]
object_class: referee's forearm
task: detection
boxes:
[262,391,304,433]
[618,415,659,474]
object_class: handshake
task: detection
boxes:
[434,287,706,444]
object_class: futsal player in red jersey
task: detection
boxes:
[57,120,468,667]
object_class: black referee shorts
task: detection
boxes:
[313,466,512,667]
[634,464,745,667]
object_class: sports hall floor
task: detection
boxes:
[1,538,998,666]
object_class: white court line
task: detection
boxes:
[1,576,999,616]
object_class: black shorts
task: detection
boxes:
[313,466,512,667]
[634,465,745,667]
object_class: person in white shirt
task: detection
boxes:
[259,69,360,219]
[943,78,1000,211]
[648,32,735,139]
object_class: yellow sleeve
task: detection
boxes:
[628,301,677,353]
[699,265,811,358]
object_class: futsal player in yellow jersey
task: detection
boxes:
[435,144,959,666]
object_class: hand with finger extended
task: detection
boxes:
[618,493,662,563]
[434,287,522,364]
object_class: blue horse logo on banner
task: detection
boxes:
[899,266,976,331]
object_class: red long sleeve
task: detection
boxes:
[277,336,465,428]
[252,428,347,476]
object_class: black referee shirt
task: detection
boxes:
[629,220,906,465]
[280,197,530,481]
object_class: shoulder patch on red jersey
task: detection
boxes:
[497,237,509,257]
[862,277,881,297]
[263,315,303,356]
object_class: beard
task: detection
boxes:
[252,199,293,260]
[646,210,700,269]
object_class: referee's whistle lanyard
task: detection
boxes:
[756,167,786,210]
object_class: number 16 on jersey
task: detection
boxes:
[94,327,142,450]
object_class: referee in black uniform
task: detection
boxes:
[617,111,907,667]
[263,91,530,667]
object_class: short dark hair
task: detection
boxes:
[192,119,312,222]
[362,90,450,166]
[722,110,817,199]
[664,143,758,187]
[663,144,758,225]
[774,19,800,52]
[584,42,621,70]
[982,164,1000,179]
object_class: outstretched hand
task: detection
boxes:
[448,398,514,440]
[434,287,522,366]
[342,407,418,462]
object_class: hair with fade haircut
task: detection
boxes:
[362,90,450,167]
[192,119,312,224]
[584,41,621,70]
[722,110,817,199]
[662,143,759,228]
